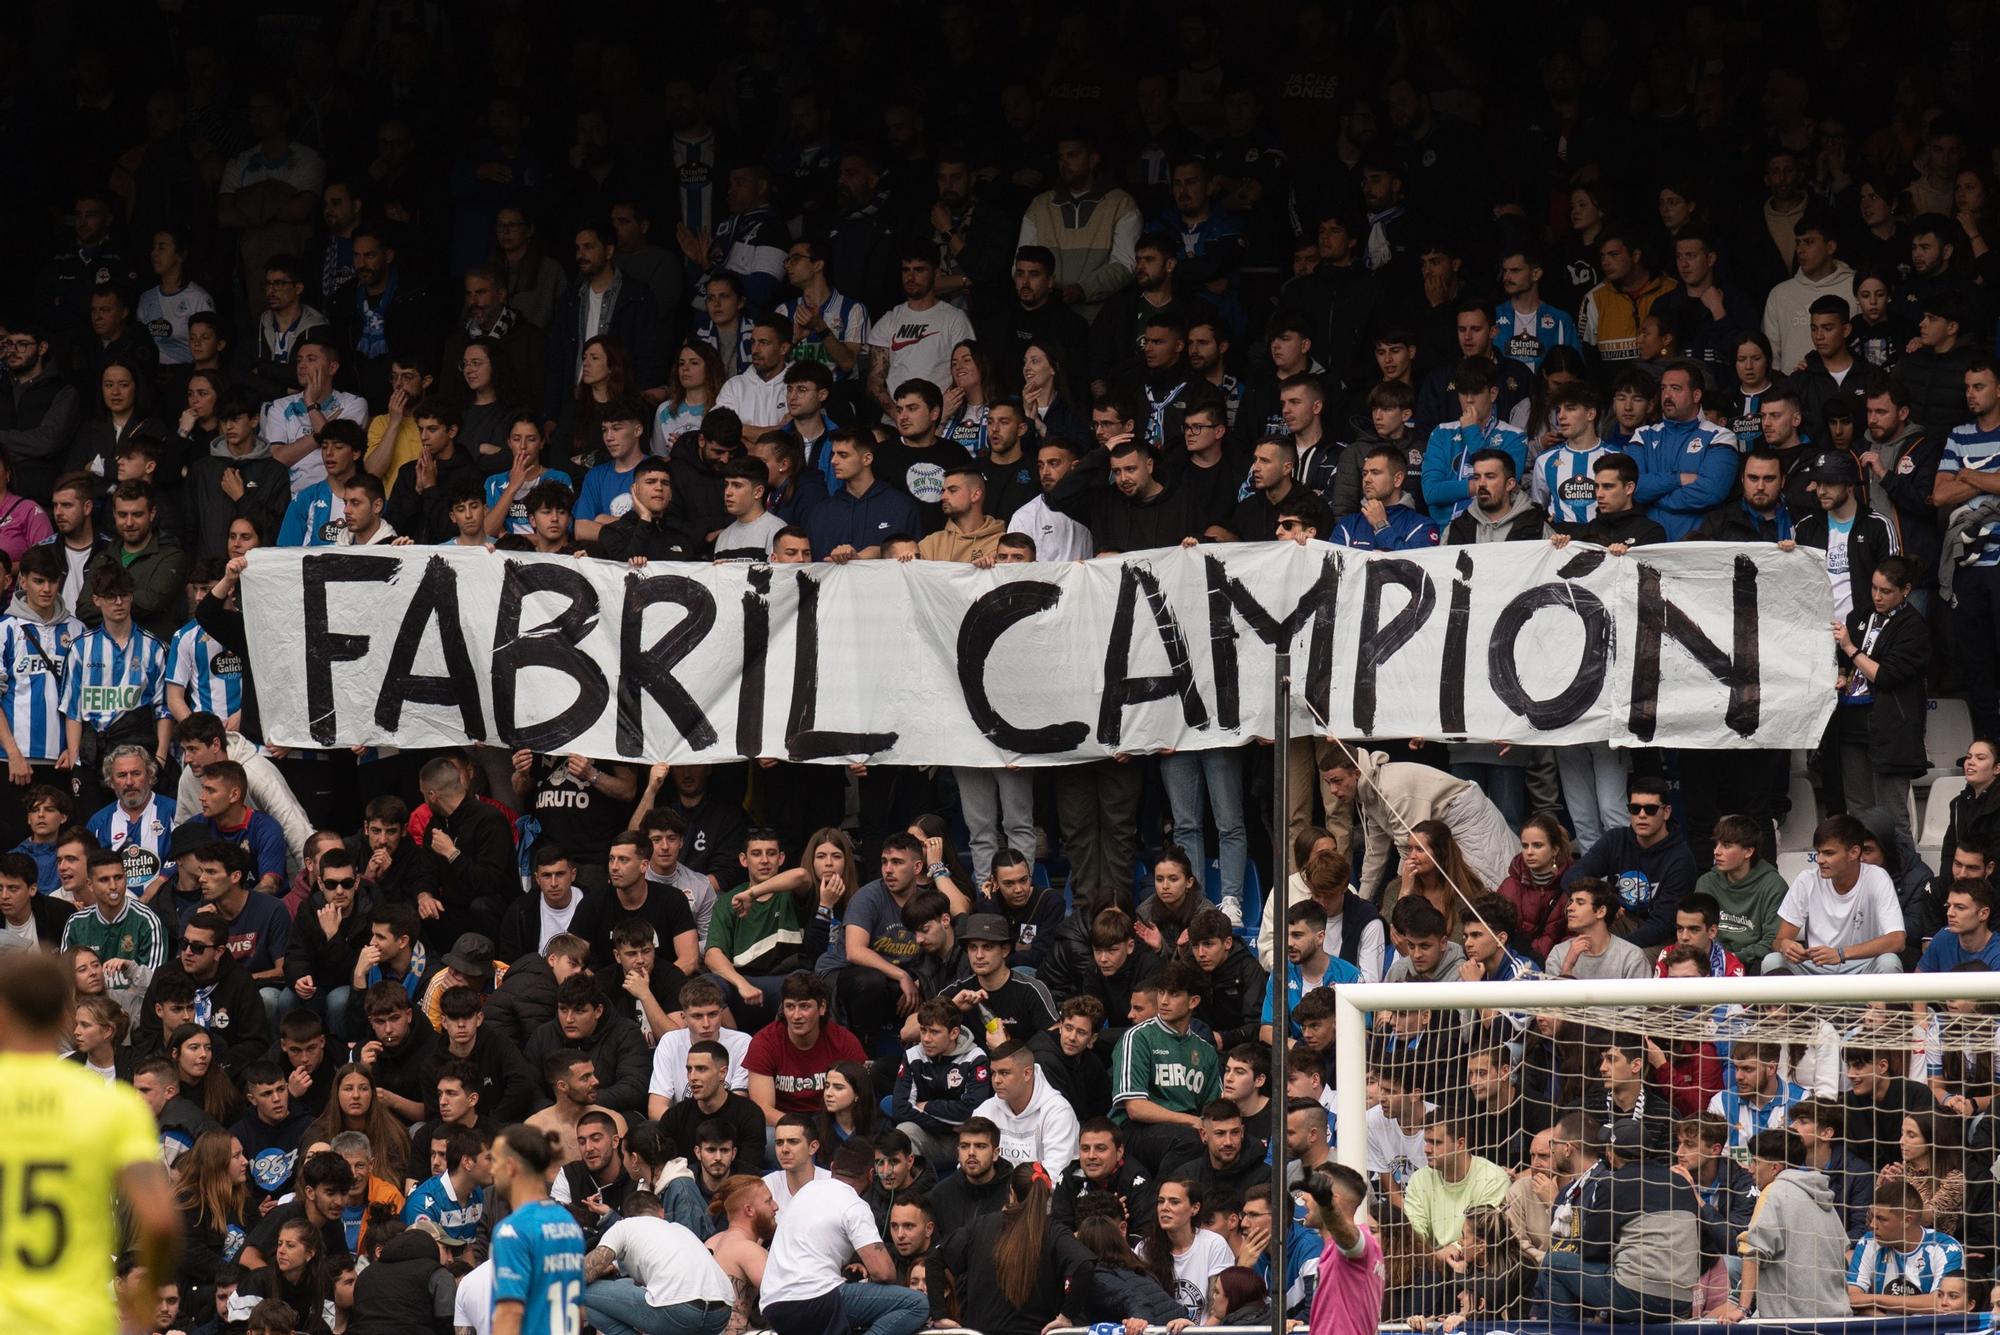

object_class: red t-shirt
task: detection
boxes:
[744,1019,867,1114]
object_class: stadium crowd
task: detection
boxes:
[19,1,2000,1332]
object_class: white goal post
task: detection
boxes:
[1330,970,2000,1180]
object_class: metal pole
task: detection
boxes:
[1269,648,1291,1332]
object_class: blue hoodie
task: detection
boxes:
[1630,416,1740,539]
[1559,825,1697,948]
[1421,417,1529,525]
[804,477,921,558]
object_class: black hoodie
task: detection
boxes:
[349,1225,456,1333]
[1569,506,1667,547]
[928,1165,1014,1223]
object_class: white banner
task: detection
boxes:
[240,541,1836,764]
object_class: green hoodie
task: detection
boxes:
[1697,860,1789,962]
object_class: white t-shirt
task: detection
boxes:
[452,1260,494,1335]
[868,301,975,396]
[714,512,787,560]
[1825,514,1854,623]
[0,916,37,953]
[648,1026,751,1103]
[1366,1102,1435,1184]
[1777,862,1905,951]
[1140,1228,1234,1322]
[538,895,581,952]
[762,1165,831,1210]
[759,1177,879,1305]
[598,1217,736,1307]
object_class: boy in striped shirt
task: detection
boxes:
[59,566,170,778]
[166,559,243,730]
[1847,1179,1964,1315]
[1534,383,1610,529]
[0,545,84,786]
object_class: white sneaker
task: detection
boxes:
[1219,897,1243,927]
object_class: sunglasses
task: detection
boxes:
[1627,802,1663,816]
[322,876,359,890]
[179,940,217,955]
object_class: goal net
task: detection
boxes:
[1326,972,2000,1331]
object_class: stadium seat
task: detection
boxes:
[1776,849,1818,884]
[1928,697,1974,779]
[1919,776,1964,867]
[1776,774,1820,852]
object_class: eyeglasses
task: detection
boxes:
[1627,802,1663,816]
[179,940,216,955]
[322,876,358,890]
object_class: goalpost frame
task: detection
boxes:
[1331,970,2000,1176]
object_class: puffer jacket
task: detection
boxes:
[483,954,559,1048]
[1496,854,1571,960]
[349,1223,456,1334]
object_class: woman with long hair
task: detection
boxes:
[1139,1177,1235,1324]
[174,1129,250,1317]
[554,334,629,476]
[452,335,525,459]
[1496,813,1574,960]
[1021,338,1087,446]
[908,813,973,914]
[1135,845,1204,957]
[1075,1210,1183,1325]
[940,340,995,452]
[306,1065,413,1186]
[655,338,723,458]
[71,354,168,478]
[1957,168,2000,269]
[1880,1108,1966,1238]
[177,367,227,453]
[482,412,575,539]
[814,1061,878,1160]
[1389,819,1484,937]
[942,1161,1095,1335]
[171,1022,242,1122]
[1943,739,2000,882]
[232,1215,335,1331]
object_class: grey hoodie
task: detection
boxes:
[1452,489,1545,542]
[5,588,74,626]
[1737,1168,1852,1318]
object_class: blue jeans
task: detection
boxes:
[1451,761,1527,831]
[1542,1249,1612,1322]
[582,1280,731,1335]
[837,1281,928,1335]
[1160,748,1247,904]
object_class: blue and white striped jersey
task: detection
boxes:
[1847,1227,1963,1295]
[1704,1081,1806,1151]
[86,793,177,893]
[1533,444,1609,527]
[60,627,168,730]
[166,619,244,720]
[0,613,83,760]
